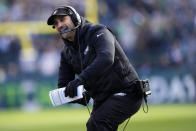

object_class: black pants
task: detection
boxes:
[86,88,143,131]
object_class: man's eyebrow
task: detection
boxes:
[53,16,63,23]
[55,16,67,21]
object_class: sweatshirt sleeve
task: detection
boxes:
[58,51,75,88]
[79,28,115,83]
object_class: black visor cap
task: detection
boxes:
[47,8,69,25]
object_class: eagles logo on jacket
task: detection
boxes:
[58,17,139,102]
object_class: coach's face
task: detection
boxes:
[53,15,76,41]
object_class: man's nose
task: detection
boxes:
[57,22,63,29]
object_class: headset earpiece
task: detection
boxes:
[63,6,81,27]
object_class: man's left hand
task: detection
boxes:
[69,91,90,106]
[64,78,82,98]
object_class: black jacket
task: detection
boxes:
[58,17,139,102]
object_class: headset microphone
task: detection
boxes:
[59,24,80,34]
[60,28,74,34]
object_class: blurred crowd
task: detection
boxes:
[0,0,196,83]
[98,0,196,77]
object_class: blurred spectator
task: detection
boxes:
[38,43,60,77]
[0,36,21,80]
[169,39,184,66]
[0,66,6,83]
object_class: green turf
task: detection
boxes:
[0,104,196,131]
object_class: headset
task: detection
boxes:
[51,6,81,34]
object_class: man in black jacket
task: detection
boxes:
[47,6,143,131]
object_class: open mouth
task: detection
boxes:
[59,26,71,34]
[60,27,68,32]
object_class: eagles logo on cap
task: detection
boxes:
[53,10,58,15]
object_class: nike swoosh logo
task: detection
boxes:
[96,33,104,38]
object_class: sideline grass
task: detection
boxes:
[0,104,196,131]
